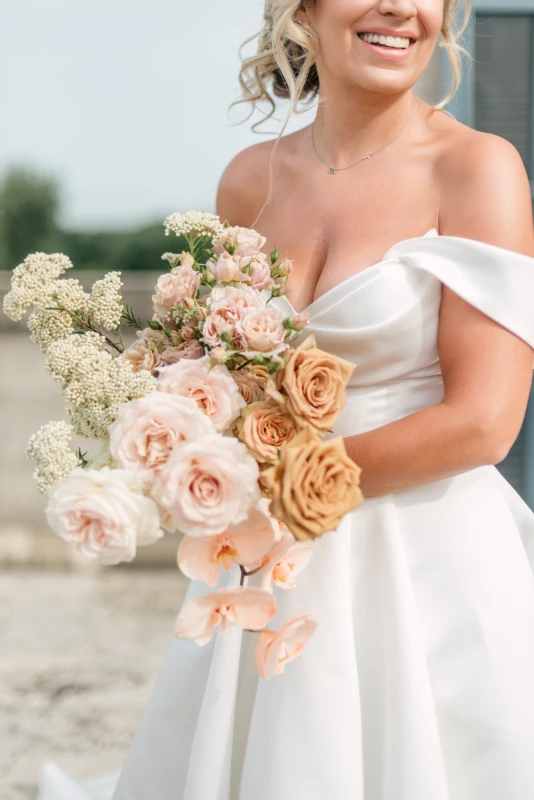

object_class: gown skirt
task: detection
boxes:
[36,229,534,800]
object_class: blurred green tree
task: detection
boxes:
[0,163,189,272]
[0,165,61,269]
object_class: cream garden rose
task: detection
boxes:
[157,354,245,432]
[108,392,214,482]
[155,433,260,538]
[45,467,163,565]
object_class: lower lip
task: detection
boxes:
[357,35,415,62]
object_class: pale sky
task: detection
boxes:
[1,0,316,230]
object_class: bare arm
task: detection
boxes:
[344,133,534,497]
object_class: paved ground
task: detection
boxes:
[0,569,188,800]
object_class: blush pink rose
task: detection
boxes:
[235,306,288,359]
[211,226,267,258]
[175,586,276,646]
[177,505,276,586]
[45,467,163,565]
[157,354,246,432]
[152,264,201,322]
[254,612,318,679]
[154,433,260,537]
[108,393,214,482]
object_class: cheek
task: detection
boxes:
[416,0,445,41]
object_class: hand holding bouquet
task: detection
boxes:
[3,210,363,679]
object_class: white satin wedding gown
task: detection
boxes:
[37,228,534,800]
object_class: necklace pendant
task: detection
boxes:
[364,154,371,159]
[329,165,336,174]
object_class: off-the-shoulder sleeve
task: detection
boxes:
[387,233,534,350]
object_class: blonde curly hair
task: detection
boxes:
[230,0,472,226]
[234,0,471,129]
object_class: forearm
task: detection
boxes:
[344,401,503,497]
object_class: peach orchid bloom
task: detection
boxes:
[175,586,277,646]
[260,533,315,592]
[254,612,318,679]
[177,506,276,587]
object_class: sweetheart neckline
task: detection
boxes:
[284,227,439,317]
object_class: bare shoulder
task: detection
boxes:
[434,118,534,253]
[215,139,275,228]
[215,130,303,228]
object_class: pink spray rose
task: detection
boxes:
[211,226,267,258]
[152,264,200,322]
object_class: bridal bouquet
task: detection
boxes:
[3,210,363,679]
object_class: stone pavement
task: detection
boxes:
[0,568,188,800]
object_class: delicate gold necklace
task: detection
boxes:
[311,99,424,174]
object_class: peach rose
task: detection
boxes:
[157,354,246,432]
[45,467,163,565]
[235,306,288,359]
[109,392,214,482]
[154,432,260,537]
[152,264,201,322]
[230,368,266,404]
[212,226,267,258]
[236,400,299,463]
[254,612,318,679]
[266,333,355,435]
[262,426,363,541]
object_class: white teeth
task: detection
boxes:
[359,32,411,49]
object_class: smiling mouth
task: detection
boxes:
[357,32,416,50]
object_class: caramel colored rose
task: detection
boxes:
[230,368,266,404]
[237,400,299,463]
[266,333,355,436]
[263,427,363,541]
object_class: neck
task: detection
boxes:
[312,88,420,165]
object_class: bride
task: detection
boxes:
[38,0,534,798]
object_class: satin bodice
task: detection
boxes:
[269,228,534,436]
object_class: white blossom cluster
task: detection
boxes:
[88,271,124,330]
[26,421,80,493]
[161,252,182,268]
[164,211,224,240]
[27,278,90,352]
[45,331,157,438]
[3,252,74,321]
